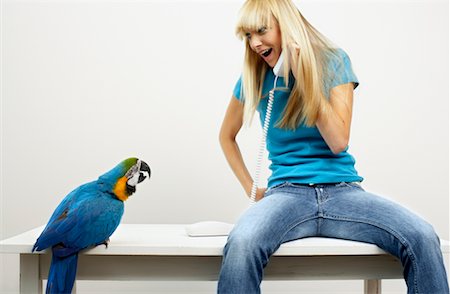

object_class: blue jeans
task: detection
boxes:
[218,182,449,294]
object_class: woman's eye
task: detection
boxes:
[257,26,267,34]
[245,33,251,39]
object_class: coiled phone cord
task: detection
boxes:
[249,75,279,203]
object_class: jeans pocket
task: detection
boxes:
[264,182,290,197]
[342,181,364,190]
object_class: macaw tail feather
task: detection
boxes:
[46,251,78,294]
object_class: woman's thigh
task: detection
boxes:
[318,183,439,255]
[230,183,320,249]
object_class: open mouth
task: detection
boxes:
[262,48,272,57]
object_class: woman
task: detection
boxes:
[218,0,449,293]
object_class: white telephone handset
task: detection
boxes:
[249,52,285,203]
[272,52,285,76]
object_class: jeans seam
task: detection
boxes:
[277,215,318,244]
[322,213,419,293]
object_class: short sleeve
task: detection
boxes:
[328,49,359,90]
[233,76,243,101]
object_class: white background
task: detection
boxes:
[1,0,448,293]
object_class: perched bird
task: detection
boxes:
[32,157,151,294]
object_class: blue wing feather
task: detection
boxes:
[33,181,124,252]
[33,179,125,294]
[33,182,95,251]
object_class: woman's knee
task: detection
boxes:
[411,221,440,246]
[398,218,441,256]
[226,227,270,253]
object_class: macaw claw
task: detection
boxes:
[96,238,110,248]
[102,239,110,248]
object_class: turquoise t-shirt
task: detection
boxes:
[233,49,363,187]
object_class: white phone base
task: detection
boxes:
[185,221,234,237]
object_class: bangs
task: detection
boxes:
[235,1,273,39]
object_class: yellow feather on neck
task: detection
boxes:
[113,177,129,201]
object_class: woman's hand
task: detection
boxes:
[251,187,267,202]
[287,41,300,79]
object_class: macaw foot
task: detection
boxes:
[102,238,110,248]
[96,238,110,248]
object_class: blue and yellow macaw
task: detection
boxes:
[32,157,151,294]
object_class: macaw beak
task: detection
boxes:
[138,160,151,183]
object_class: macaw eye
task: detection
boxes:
[125,160,141,178]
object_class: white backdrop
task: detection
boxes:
[1,0,448,293]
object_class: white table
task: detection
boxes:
[1,224,448,294]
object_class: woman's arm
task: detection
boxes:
[219,97,266,200]
[287,43,355,154]
[315,83,354,154]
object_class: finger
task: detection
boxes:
[290,42,300,49]
[288,42,300,54]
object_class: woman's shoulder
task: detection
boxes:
[326,47,352,69]
[323,47,359,90]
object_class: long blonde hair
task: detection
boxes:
[236,0,340,129]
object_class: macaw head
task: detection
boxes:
[99,157,151,201]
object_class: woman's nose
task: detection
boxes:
[249,36,262,50]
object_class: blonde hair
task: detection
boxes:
[236,0,341,129]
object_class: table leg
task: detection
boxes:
[364,279,381,294]
[20,254,42,294]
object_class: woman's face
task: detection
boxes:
[245,18,282,68]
